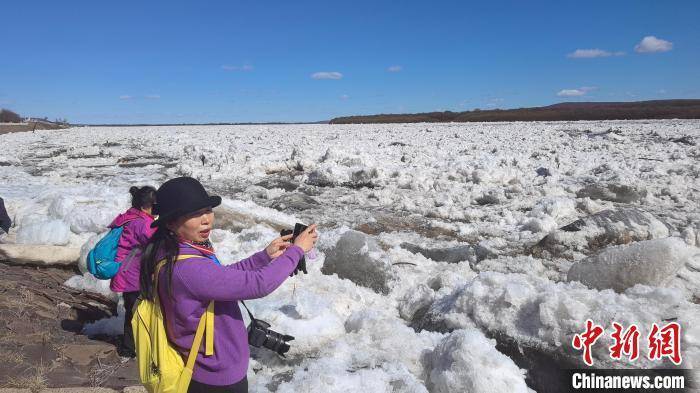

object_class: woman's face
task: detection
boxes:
[169,207,215,242]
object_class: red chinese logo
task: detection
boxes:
[609,322,640,361]
[647,322,682,365]
[572,320,683,366]
[572,319,604,366]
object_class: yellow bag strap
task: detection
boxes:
[204,302,214,356]
[155,254,216,362]
[186,300,214,370]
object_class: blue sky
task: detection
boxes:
[1,0,698,124]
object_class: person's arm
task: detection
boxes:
[228,249,272,271]
[176,245,304,301]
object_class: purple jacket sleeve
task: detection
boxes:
[176,245,304,301]
[228,250,272,271]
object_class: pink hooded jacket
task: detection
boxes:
[109,207,156,293]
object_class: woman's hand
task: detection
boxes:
[265,234,293,259]
[293,224,318,252]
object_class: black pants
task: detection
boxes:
[122,291,139,355]
[188,377,248,393]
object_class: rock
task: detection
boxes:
[255,177,299,192]
[576,183,647,204]
[59,343,116,367]
[669,136,695,146]
[400,242,493,265]
[321,230,394,294]
[0,244,80,267]
[269,192,319,211]
[567,237,695,292]
[474,193,499,206]
[355,213,469,242]
[533,208,671,258]
[536,167,551,177]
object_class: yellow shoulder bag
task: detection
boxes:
[132,255,215,393]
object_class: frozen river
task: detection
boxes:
[1,120,699,392]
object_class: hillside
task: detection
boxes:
[0,108,70,135]
[329,99,700,124]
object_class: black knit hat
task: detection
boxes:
[150,177,221,228]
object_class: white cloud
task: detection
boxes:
[634,36,673,53]
[557,86,597,97]
[119,95,133,100]
[222,64,254,72]
[311,71,343,80]
[658,89,667,95]
[145,94,161,99]
[340,94,350,100]
[557,89,585,97]
[567,49,625,58]
[387,65,402,72]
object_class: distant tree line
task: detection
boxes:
[330,99,700,124]
[0,109,21,123]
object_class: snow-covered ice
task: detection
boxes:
[568,237,698,292]
[1,120,699,392]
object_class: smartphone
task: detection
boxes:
[292,223,308,240]
[279,223,308,275]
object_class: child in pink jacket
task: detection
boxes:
[109,186,156,357]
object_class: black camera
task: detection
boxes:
[280,222,308,276]
[247,318,295,357]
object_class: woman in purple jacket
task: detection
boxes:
[109,186,157,357]
[139,177,317,393]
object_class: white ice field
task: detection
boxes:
[0,120,699,392]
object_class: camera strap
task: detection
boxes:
[240,301,257,322]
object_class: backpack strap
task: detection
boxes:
[186,301,214,371]
[112,218,135,230]
[155,254,216,359]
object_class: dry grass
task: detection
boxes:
[0,348,25,365]
[0,331,18,343]
[7,286,34,319]
[3,362,48,392]
[88,357,124,387]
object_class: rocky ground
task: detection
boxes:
[0,262,139,392]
